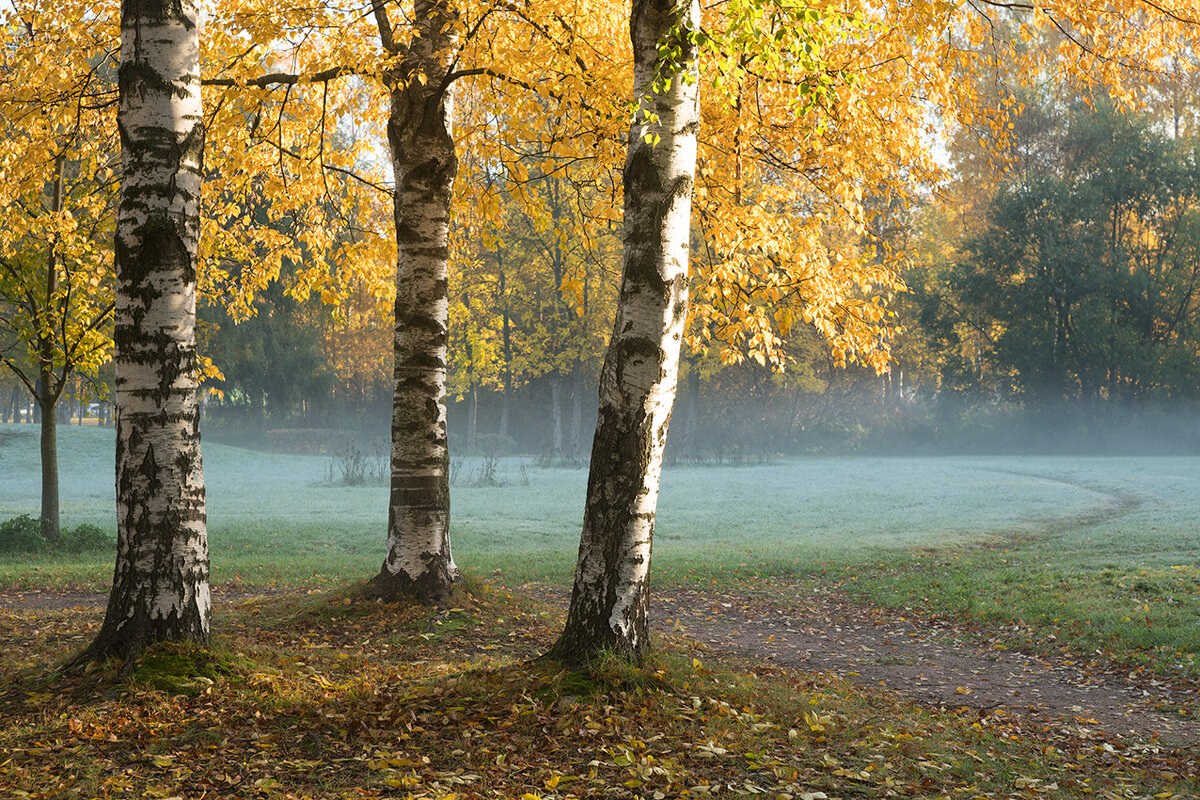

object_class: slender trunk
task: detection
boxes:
[549,0,699,665]
[256,388,266,428]
[570,360,583,460]
[499,284,513,440]
[372,0,460,602]
[38,383,60,542]
[82,0,209,664]
[683,357,699,459]
[38,154,65,541]
[499,375,511,440]
[550,373,563,460]
[464,296,478,453]
[468,382,478,454]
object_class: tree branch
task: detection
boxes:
[372,0,398,55]
[202,65,362,88]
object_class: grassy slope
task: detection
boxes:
[0,583,1195,799]
[837,459,1200,679]
[2,423,1198,676]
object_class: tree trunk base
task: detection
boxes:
[368,563,458,605]
[70,605,210,673]
[545,629,647,669]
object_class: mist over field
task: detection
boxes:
[2,421,1197,589]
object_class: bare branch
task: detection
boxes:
[372,0,398,54]
[202,65,362,88]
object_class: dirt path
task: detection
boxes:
[652,585,1200,746]
[5,585,1198,746]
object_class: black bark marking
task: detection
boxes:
[121,0,194,27]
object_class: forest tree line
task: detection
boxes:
[9,92,1199,459]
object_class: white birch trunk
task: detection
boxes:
[372,0,460,602]
[549,0,700,664]
[83,0,210,663]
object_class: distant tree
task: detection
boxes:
[317,273,393,418]
[81,0,210,663]
[201,278,333,426]
[0,5,118,542]
[949,102,1200,407]
[449,169,618,460]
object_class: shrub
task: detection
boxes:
[0,517,114,554]
[0,515,46,554]
[62,523,113,553]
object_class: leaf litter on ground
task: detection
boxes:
[0,575,1196,799]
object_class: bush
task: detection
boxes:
[62,523,113,553]
[0,515,46,554]
[324,441,387,486]
[0,516,114,555]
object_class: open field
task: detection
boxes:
[2,423,1198,676]
[0,422,1182,584]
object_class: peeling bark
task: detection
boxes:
[80,0,210,665]
[371,0,460,603]
[549,0,700,665]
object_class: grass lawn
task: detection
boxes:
[2,422,1198,677]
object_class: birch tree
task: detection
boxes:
[548,0,701,664]
[81,0,210,662]
[367,0,462,601]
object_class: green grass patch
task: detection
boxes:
[844,552,1200,680]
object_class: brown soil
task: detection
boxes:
[5,584,1198,746]
[657,585,1200,746]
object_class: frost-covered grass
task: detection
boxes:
[2,422,1195,589]
[3,423,1199,674]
